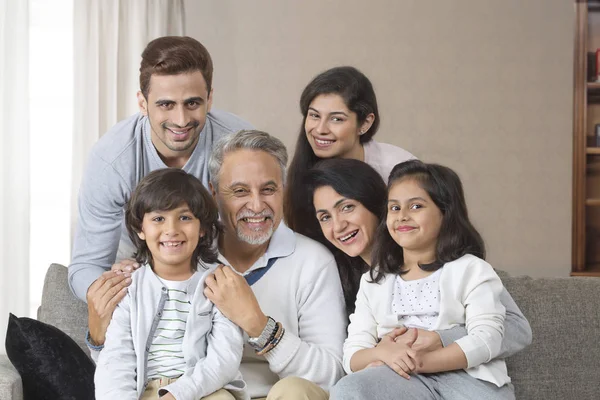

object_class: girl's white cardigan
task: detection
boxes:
[343,254,510,387]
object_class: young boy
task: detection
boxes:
[94,168,248,400]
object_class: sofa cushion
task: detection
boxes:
[502,274,600,400]
[38,263,89,354]
[5,313,95,400]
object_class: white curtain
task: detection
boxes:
[71,0,185,237]
[0,0,30,355]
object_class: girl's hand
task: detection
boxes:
[375,328,420,379]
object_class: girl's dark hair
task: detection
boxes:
[303,158,387,316]
[284,66,380,231]
[371,160,485,283]
[125,168,221,270]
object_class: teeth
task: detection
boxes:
[244,217,266,223]
[162,241,182,247]
[315,138,334,145]
[169,129,188,135]
[340,231,358,242]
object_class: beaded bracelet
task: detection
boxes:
[256,322,285,356]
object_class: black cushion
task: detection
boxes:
[5,313,95,400]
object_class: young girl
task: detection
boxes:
[95,168,248,400]
[284,66,415,232]
[330,160,516,400]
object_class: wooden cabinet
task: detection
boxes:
[573,1,600,276]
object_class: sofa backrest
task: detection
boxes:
[38,264,88,354]
[39,264,600,399]
[502,274,600,400]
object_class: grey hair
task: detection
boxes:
[209,129,288,190]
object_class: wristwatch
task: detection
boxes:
[248,316,277,351]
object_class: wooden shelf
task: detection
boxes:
[571,263,600,277]
[588,82,600,90]
[587,147,600,154]
[586,199,600,206]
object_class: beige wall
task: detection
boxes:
[185,0,574,277]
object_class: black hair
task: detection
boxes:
[303,158,387,316]
[125,168,221,270]
[371,160,485,283]
[285,66,380,231]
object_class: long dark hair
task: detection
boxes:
[284,66,380,231]
[125,168,221,270]
[303,159,387,315]
[371,160,485,283]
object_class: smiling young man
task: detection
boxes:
[203,130,347,399]
[68,36,253,349]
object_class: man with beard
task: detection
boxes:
[204,130,346,399]
[68,36,252,349]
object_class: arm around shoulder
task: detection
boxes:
[69,153,130,302]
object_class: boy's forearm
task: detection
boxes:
[418,343,467,374]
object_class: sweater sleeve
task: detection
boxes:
[68,152,130,302]
[263,258,346,390]
[162,307,247,400]
[342,274,380,374]
[94,293,138,400]
[453,259,506,368]
[437,287,532,359]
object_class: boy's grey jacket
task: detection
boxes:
[94,263,249,400]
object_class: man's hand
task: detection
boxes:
[375,328,419,379]
[204,265,267,337]
[160,392,175,400]
[86,267,133,346]
[110,258,139,273]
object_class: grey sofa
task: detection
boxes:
[1,264,600,399]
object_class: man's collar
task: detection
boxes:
[218,222,296,274]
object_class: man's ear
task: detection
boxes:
[137,91,148,115]
[209,182,217,199]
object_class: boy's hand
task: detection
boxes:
[204,265,268,338]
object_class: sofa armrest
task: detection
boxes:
[0,355,23,400]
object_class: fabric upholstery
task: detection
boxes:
[38,263,89,353]
[3,264,600,400]
[502,274,600,400]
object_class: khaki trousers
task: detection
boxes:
[140,377,235,400]
[255,376,329,400]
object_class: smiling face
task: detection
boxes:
[137,204,203,276]
[304,93,373,160]
[313,185,379,263]
[213,149,284,246]
[386,179,443,261]
[137,70,213,166]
